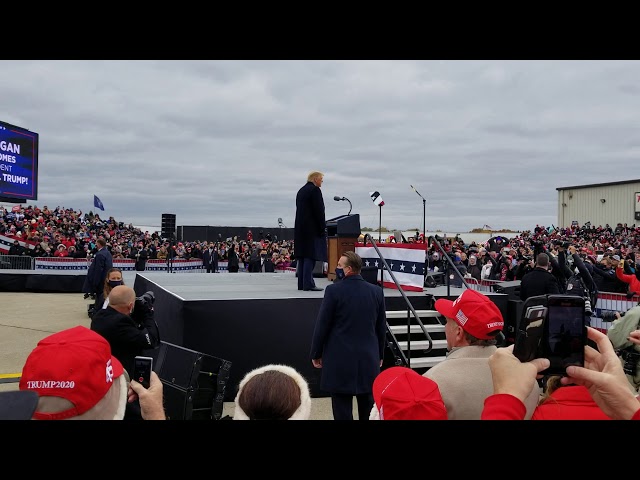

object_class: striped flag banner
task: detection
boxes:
[355,242,426,292]
[0,234,37,254]
[35,258,91,270]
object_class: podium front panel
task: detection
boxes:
[327,236,358,281]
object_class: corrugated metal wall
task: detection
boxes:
[557,181,640,228]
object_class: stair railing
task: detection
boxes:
[363,234,434,365]
[427,235,472,298]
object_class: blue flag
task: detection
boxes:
[94,195,105,211]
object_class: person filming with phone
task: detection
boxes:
[90,285,160,420]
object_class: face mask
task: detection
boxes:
[108,280,123,288]
[335,267,345,280]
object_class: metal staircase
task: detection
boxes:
[384,308,448,374]
[360,232,475,376]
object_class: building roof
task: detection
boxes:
[556,179,640,191]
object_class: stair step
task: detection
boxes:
[385,309,442,320]
[404,356,447,369]
[389,324,445,335]
[397,339,448,350]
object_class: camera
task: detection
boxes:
[600,310,626,322]
[135,291,155,308]
[621,349,640,376]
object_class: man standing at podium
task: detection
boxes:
[294,171,327,291]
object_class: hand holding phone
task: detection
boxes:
[132,356,153,389]
[514,295,587,376]
[540,295,587,375]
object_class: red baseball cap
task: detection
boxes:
[20,326,125,420]
[435,289,504,340]
[372,367,447,420]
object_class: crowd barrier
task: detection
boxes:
[465,277,503,293]
[32,257,246,272]
[0,254,35,270]
[463,278,639,333]
[0,255,297,274]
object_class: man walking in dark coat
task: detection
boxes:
[310,251,387,420]
[519,252,560,301]
[82,237,113,309]
[294,170,327,291]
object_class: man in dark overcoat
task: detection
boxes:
[294,170,327,291]
[310,251,386,420]
[82,236,113,309]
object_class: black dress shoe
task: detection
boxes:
[304,286,323,291]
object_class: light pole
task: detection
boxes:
[410,185,427,284]
[410,185,426,241]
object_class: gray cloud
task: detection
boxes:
[1,60,638,232]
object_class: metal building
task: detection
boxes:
[557,179,640,228]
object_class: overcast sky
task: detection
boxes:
[1,60,638,232]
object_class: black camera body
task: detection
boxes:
[600,310,626,322]
[621,348,640,376]
[135,291,155,309]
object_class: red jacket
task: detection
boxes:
[482,393,640,420]
[616,267,640,295]
[531,386,610,420]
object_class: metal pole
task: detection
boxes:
[378,205,382,243]
[423,198,426,243]
[423,198,427,286]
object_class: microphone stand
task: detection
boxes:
[378,204,382,243]
[411,185,427,285]
[345,198,352,216]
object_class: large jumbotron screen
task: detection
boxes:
[0,120,39,201]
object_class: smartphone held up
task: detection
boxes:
[514,295,587,376]
[132,356,153,389]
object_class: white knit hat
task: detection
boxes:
[233,364,311,420]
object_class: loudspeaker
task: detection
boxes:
[361,265,379,286]
[312,260,324,277]
[154,341,232,420]
[161,213,176,239]
[492,281,521,301]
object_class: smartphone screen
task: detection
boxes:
[514,306,547,362]
[539,297,586,375]
[133,356,153,389]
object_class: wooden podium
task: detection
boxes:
[326,214,361,282]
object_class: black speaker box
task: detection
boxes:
[161,213,177,238]
[154,341,232,420]
[361,265,379,286]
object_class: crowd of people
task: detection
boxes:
[424,223,640,301]
[3,200,640,420]
[0,204,295,272]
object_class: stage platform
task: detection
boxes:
[131,271,449,400]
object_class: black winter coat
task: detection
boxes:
[294,181,327,261]
[90,305,160,376]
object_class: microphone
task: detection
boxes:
[410,185,426,201]
[334,195,352,215]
